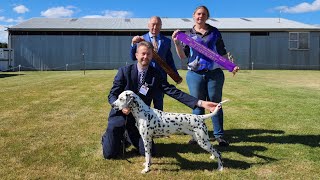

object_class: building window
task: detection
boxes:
[289,32,309,50]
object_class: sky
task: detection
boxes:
[1,0,320,43]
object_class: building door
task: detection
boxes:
[250,32,270,70]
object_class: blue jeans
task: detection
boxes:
[186,68,225,138]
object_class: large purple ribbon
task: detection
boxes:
[176,31,237,72]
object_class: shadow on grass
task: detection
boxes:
[154,143,265,171]
[119,142,257,171]
[119,142,272,170]
[224,129,320,147]
[119,128,319,171]
[0,73,24,78]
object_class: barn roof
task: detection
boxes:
[8,17,320,32]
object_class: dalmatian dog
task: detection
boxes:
[112,90,228,173]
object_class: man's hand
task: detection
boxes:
[201,101,221,112]
[132,36,144,45]
[122,108,131,115]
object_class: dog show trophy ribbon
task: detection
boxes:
[151,49,183,84]
[176,31,237,72]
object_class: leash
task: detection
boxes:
[122,117,127,157]
[122,117,132,163]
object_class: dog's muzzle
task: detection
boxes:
[111,103,119,111]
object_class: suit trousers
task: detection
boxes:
[101,117,156,159]
[152,92,164,110]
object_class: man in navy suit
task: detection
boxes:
[130,16,181,111]
[102,41,220,159]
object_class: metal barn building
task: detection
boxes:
[7,17,320,71]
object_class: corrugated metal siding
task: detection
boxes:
[250,32,320,70]
[309,32,320,69]
[12,35,135,70]
[250,35,271,69]
[11,33,184,71]
[8,17,320,71]
[10,31,320,71]
[221,32,251,69]
[269,32,287,69]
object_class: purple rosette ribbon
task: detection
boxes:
[176,31,237,72]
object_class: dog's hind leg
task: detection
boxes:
[141,137,152,173]
[194,130,223,171]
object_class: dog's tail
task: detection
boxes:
[199,100,229,119]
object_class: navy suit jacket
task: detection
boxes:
[130,33,179,79]
[107,63,198,127]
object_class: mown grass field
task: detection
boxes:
[1,70,319,179]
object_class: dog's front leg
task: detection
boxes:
[141,138,152,173]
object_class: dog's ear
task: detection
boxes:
[127,94,134,105]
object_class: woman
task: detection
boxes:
[172,6,238,146]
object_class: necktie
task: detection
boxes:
[138,71,146,91]
[152,36,158,52]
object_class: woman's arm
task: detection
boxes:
[172,30,187,60]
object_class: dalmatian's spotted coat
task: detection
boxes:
[112,90,225,173]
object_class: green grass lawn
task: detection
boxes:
[1,70,319,179]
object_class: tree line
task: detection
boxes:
[0,42,8,48]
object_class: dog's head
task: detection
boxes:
[111,90,135,111]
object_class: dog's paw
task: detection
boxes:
[217,166,223,171]
[141,168,150,174]
[210,155,215,160]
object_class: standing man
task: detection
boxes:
[102,41,221,159]
[130,16,181,111]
